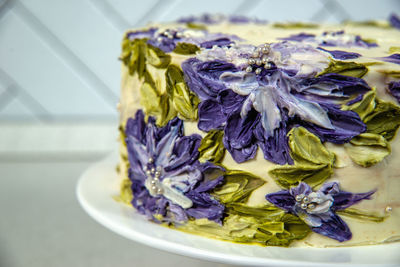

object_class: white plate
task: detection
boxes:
[77,153,400,267]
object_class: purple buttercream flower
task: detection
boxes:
[388,81,400,103]
[317,47,361,60]
[280,30,377,48]
[377,54,400,65]
[182,52,369,164]
[177,14,267,25]
[266,182,375,242]
[389,13,400,29]
[125,110,225,223]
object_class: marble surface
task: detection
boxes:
[0,158,233,267]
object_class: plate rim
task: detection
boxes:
[76,153,400,267]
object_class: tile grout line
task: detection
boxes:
[10,0,119,109]
[132,0,175,27]
[0,67,53,122]
[88,0,130,33]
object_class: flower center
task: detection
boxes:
[245,43,272,75]
[295,194,317,211]
[144,157,164,195]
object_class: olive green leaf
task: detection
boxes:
[345,133,391,167]
[364,99,400,141]
[212,170,265,204]
[173,42,200,55]
[186,22,207,30]
[198,130,226,163]
[273,22,318,29]
[343,89,376,120]
[269,127,335,189]
[337,208,387,222]
[165,64,199,121]
[146,45,171,68]
[269,163,333,189]
[177,204,310,246]
[120,37,171,79]
[377,70,400,79]
[389,46,400,54]
[288,127,335,165]
[317,60,368,78]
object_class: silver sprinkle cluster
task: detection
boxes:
[295,194,317,211]
[245,43,272,75]
[144,157,164,195]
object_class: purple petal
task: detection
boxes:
[279,33,315,42]
[218,89,246,115]
[311,212,352,242]
[290,182,313,197]
[378,54,400,65]
[198,100,227,131]
[318,47,361,60]
[301,103,366,144]
[168,203,189,222]
[125,110,147,144]
[389,13,400,29]
[200,38,234,49]
[126,28,157,40]
[165,135,201,171]
[223,110,259,163]
[185,191,225,223]
[388,81,400,103]
[182,58,238,100]
[195,163,225,192]
[254,109,293,165]
[265,190,296,211]
[331,190,375,211]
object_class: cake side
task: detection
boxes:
[117,18,400,247]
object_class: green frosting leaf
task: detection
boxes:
[120,37,171,79]
[389,46,400,54]
[176,204,310,246]
[198,130,226,163]
[364,99,400,141]
[269,127,335,189]
[186,22,207,30]
[273,22,318,29]
[212,170,265,204]
[337,208,387,222]
[343,89,376,120]
[288,127,335,165]
[173,42,200,55]
[343,20,391,28]
[146,45,171,68]
[165,64,199,121]
[345,133,391,167]
[269,164,333,189]
[377,70,400,79]
[317,60,368,78]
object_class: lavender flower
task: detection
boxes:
[182,44,369,164]
[317,47,361,60]
[127,27,239,53]
[266,182,375,242]
[125,110,225,223]
[388,81,400,103]
[280,30,377,48]
[389,13,400,29]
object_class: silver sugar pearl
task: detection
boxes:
[155,171,161,177]
[252,51,259,58]
[295,194,304,202]
[245,66,253,73]
[151,185,157,191]
[151,168,155,174]
[148,157,154,164]
[300,203,308,209]
[262,56,269,64]
[255,68,262,75]
[151,180,156,185]
[248,58,255,65]
[262,46,270,54]
[385,206,393,212]
[264,62,272,69]
[157,188,164,194]
[255,59,262,66]
[146,170,151,175]
[157,37,163,42]
[303,196,310,203]
[307,203,316,210]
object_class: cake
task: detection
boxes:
[116,14,400,247]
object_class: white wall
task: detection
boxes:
[0,0,399,122]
